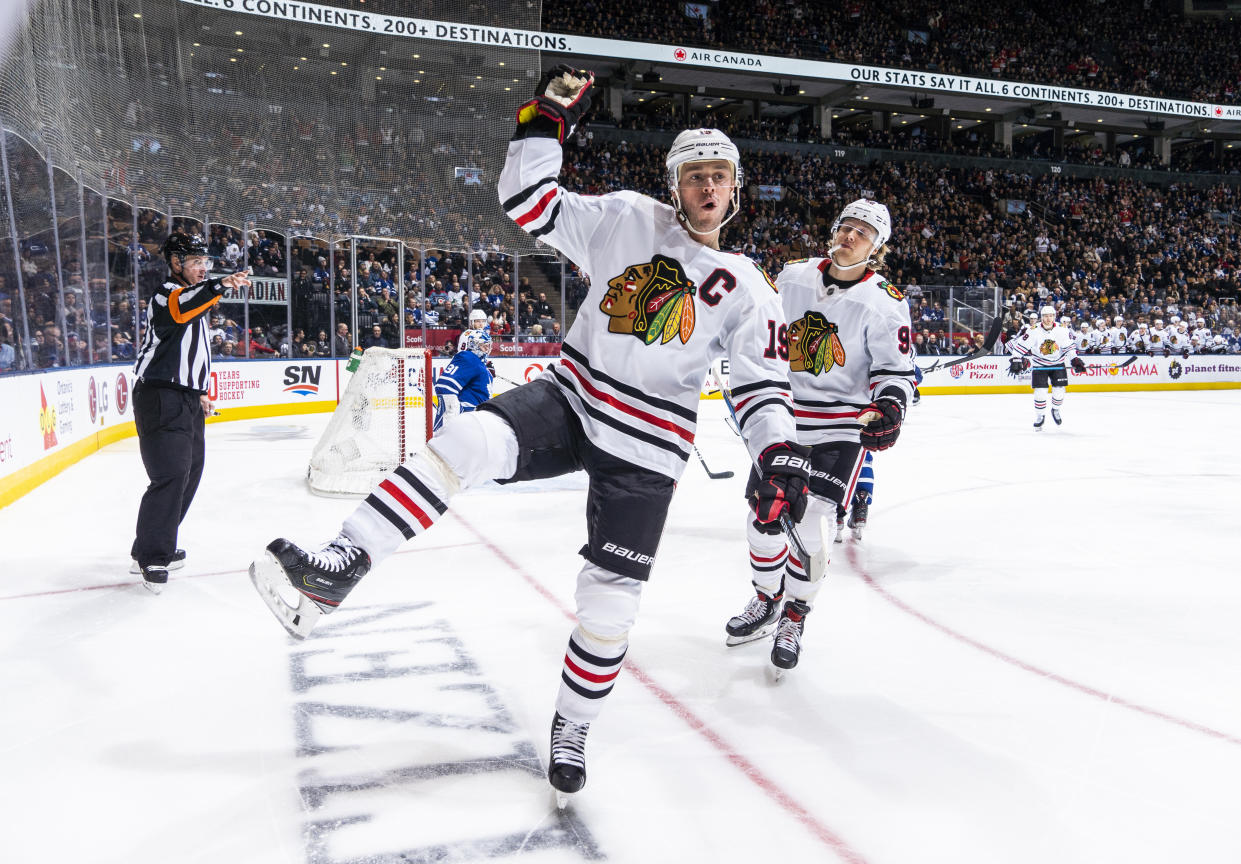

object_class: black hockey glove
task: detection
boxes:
[1070,357,1086,374]
[859,396,905,452]
[1183,349,1190,359]
[1163,347,1170,358]
[1007,357,1029,378]
[513,64,594,144]
[750,442,811,535]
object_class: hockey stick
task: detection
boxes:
[917,313,1006,374]
[693,443,734,479]
[709,370,824,580]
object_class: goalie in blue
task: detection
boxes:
[432,328,494,432]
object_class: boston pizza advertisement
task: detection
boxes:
[920,354,1241,393]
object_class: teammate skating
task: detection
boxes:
[1007,304,1085,429]
[250,67,807,805]
[727,198,916,676]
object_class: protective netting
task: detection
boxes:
[0,0,543,253]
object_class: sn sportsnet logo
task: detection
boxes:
[602,542,654,566]
[283,365,321,396]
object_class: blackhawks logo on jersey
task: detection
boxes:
[788,311,847,375]
[879,279,904,301]
[1039,338,1058,356]
[602,254,697,345]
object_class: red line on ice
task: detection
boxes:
[455,512,871,864]
[844,544,1241,748]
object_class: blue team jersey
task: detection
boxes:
[433,350,493,430]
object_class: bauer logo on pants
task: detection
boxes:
[601,254,697,345]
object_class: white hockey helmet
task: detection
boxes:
[468,307,488,329]
[1214,334,1226,345]
[1060,315,1071,324]
[831,198,893,248]
[1080,322,1090,330]
[665,128,743,236]
[1114,315,1124,323]
[1197,316,1206,324]
[457,327,492,357]
[1040,305,1057,317]
[1170,315,1181,324]
[665,128,743,188]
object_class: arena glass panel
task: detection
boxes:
[242,227,288,359]
[105,199,137,363]
[207,223,246,360]
[0,140,24,374]
[6,134,58,370]
[289,235,334,360]
[80,183,109,366]
[51,166,86,367]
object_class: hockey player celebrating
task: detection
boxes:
[432,328,493,432]
[725,198,916,675]
[248,67,807,806]
[1106,315,1128,354]
[1007,304,1085,429]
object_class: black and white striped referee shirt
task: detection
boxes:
[133,276,226,392]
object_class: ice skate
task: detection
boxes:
[847,491,870,541]
[769,600,810,680]
[138,564,168,595]
[1033,414,1045,430]
[130,549,185,575]
[249,535,371,639]
[834,513,846,543]
[1051,408,1062,425]
[725,586,784,646]
[549,712,590,808]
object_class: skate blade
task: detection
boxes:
[766,664,791,683]
[140,580,163,596]
[725,621,777,646]
[555,790,575,810]
[249,553,322,639]
[851,527,865,541]
[130,558,185,575]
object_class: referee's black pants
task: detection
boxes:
[130,383,206,567]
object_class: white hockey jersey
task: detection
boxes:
[1073,328,1093,352]
[776,259,917,445]
[1105,325,1128,352]
[498,136,795,480]
[1010,322,1078,368]
[1167,328,1191,354]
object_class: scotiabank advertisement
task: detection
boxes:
[920,354,1241,392]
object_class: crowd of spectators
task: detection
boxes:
[544,0,1241,106]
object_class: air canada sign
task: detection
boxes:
[672,47,762,67]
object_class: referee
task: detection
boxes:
[129,233,251,593]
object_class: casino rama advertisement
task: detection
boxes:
[919,354,1241,393]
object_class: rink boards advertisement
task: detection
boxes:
[919,354,1241,394]
[0,356,548,507]
[4,354,1238,506]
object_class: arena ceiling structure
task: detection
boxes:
[1,0,1238,249]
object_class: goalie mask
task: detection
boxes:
[666,128,743,237]
[457,328,492,358]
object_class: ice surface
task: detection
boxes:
[2,390,1239,863]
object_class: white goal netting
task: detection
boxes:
[308,348,433,497]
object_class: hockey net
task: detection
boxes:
[308,348,434,497]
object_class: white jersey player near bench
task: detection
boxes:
[1007,304,1086,429]
[247,67,810,807]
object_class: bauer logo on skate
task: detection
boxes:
[602,255,697,345]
